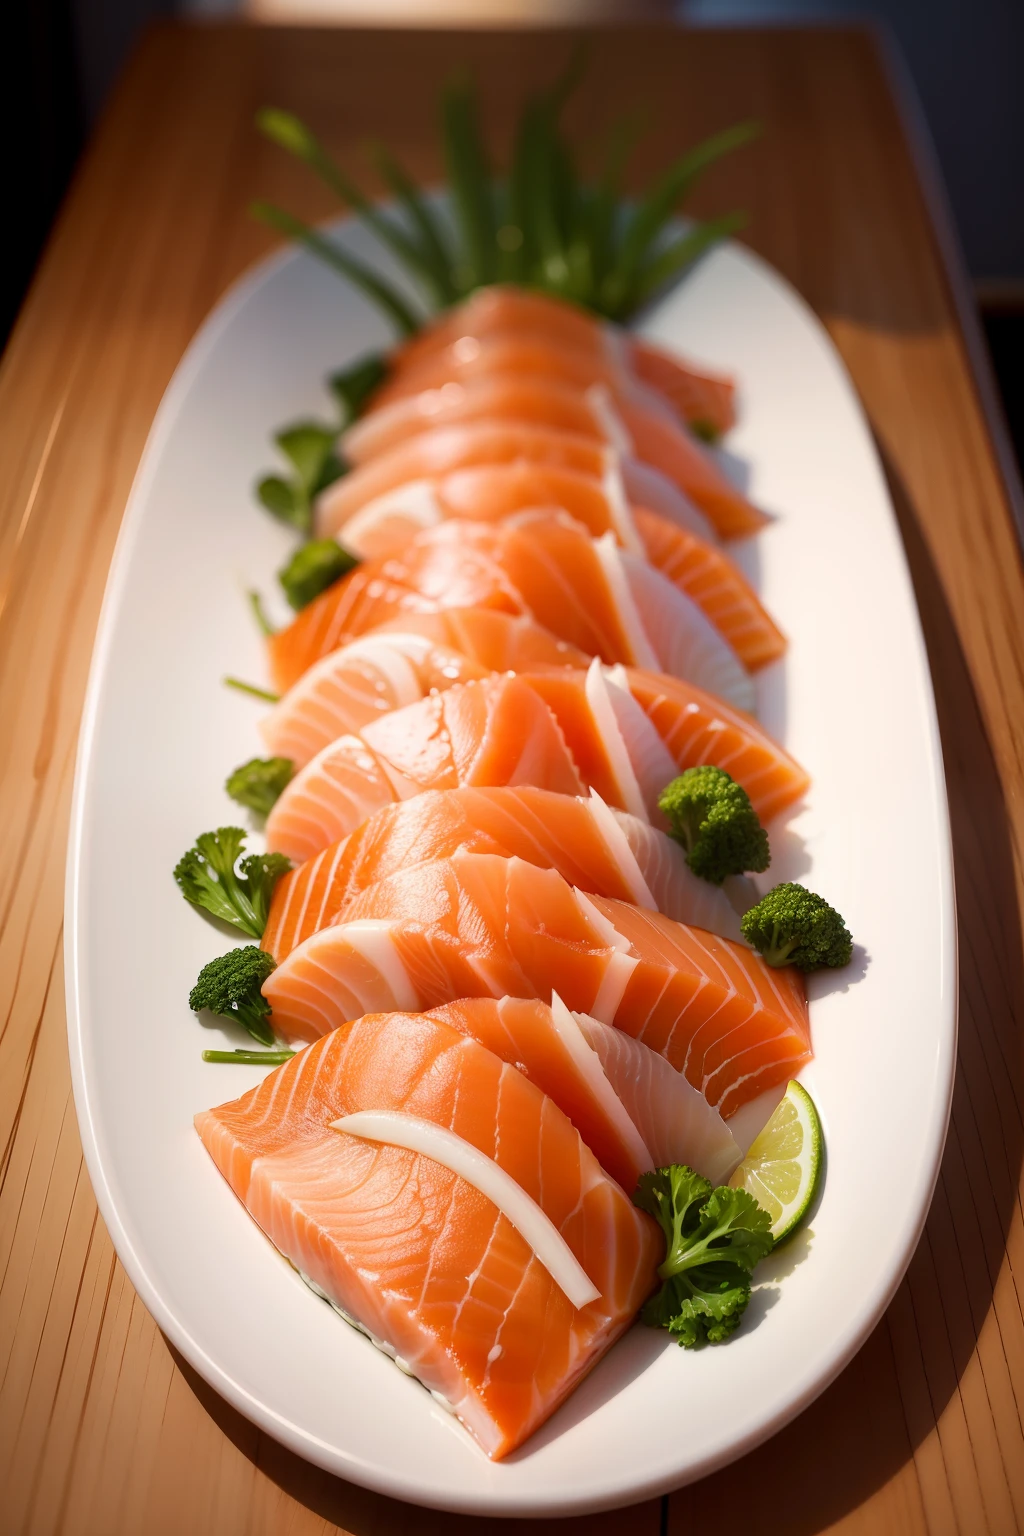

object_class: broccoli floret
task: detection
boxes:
[189,947,277,1046]
[173,827,290,939]
[658,766,770,885]
[225,756,295,817]
[741,881,853,971]
[278,538,359,610]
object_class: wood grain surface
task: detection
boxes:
[2,23,1023,1535]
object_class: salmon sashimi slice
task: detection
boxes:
[337,469,779,674]
[385,284,736,435]
[627,337,736,439]
[260,632,490,767]
[195,1010,659,1459]
[269,514,754,710]
[429,460,714,544]
[515,663,807,825]
[423,996,653,1191]
[341,375,742,536]
[262,852,812,1115]
[262,784,744,960]
[342,375,614,465]
[368,606,588,672]
[632,508,786,671]
[318,422,614,535]
[624,667,810,823]
[265,675,585,863]
[424,996,738,1189]
[318,419,760,544]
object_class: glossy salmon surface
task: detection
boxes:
[265,676,585,862]
[262,784,743,958]
[263,852,811,1115]
[196,1009,659,1459]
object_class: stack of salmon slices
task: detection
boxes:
[196,286,810,1459]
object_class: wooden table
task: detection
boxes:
[2,22,1023,1535]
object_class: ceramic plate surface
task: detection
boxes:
[65,216,956,1515]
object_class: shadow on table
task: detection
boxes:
[669,443,1024,1535]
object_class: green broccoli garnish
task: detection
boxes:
[741,881,853,971]
[278,538,359,611]
[658,766,770,885]
[225,756,295,817]
[634,1165,774,1347]
[173,827,290,939]
[189,946,277,1046]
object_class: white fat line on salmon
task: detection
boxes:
[572,889,639,1022]
[585,788,657,909]
[599,457,644,556]
[334,921,419,1011]
[592,532,660,671]
[329,1111,601,1309]
[548,993,653,1175]
[584,658,649,823]
[585,382,634,457]
[334,478,444,554]
[601,664,679,814]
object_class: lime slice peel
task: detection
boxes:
[729,1080,823,1246]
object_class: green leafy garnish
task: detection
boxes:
[256,419,346,535]
[225,756,295,817]
[634,1165,774,1347]
[189,945,278,1046]
[255,59,757,327]
[330,354,389,423]
[203,1047,296,1065]
[658,766,769,885]
[248,589,276,637]
[251,200,422,338]
[278,538,359,610]
[224,676,280,703]
[741,882,853,972]
[174,827,290,939]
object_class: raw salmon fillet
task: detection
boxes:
[262,852,812,1115]
[266,658,807,862]
[425,997,739,1189]
[336,473,781,673]
[262,784,743,959]
[341,374,742,533]
[369,607,588,672]
[265,675,585,863]
[632,509,786,671]
[195,1009,659,1459]
[260,632,490,767]
[422,460,713,544]
[385,285,735,436]
[512,661,808,827]
[268,514,752,710]
[424,997,652,1191]
[624,668,810,823]
[320,418,762,541]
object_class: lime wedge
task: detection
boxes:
[729,1081,822,1244]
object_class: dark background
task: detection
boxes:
[8,0,1024,465]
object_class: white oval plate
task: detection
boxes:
[65,217,956,1516]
